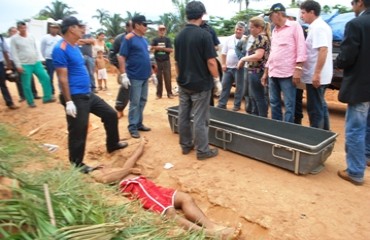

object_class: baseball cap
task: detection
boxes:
[132,15,153,24]
[264,3,286,16]
[61,16,84,29]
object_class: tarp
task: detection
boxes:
[322,11,355,41]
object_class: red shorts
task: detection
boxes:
[119,176,176,214]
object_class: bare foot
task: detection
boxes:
[210,223,242,240]
[117,111,124,119]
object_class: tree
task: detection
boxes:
[93,9,110,25]
[102,13,125,37]
[171,0,190,32]
[228,0,250,11]
[38,0,77,21]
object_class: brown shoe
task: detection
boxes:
[8,105,19,110]
[337,170,363,186]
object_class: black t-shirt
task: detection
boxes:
[174,24,217,92]
[151,36,172,62]
[109,33,125,68]
[200,23,220,47]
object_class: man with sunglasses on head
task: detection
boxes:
[118,15,153,139]
[336,0,370,185]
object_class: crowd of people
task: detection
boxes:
[0,0,369,237]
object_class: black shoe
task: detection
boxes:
[130,132,140,138]
[34,96,42,100]
[138,125,151,131]
[182,145,194,155]
[232,107,240,111]
[107,141,128,153]
[79,164,102,174]
[43,98,56,104]
[217,105,226,109]
[197,148,218,160]
[8,105,19,110]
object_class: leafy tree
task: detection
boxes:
[38,0,77,21]
[102,13,125,37]
[155,13,178,39]
[171,0,190,32]
[93,9,110,25]
[228,0,250,11]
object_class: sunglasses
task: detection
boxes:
[141,23,147,27]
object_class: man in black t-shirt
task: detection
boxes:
[151,25,174,99]
[174,1,222,160]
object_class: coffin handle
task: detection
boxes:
[272,144,295,162]
[215,128,233,150]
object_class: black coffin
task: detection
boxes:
[167,106,338,175]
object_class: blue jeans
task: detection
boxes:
[45,59,56,94]
[84,55,96,91]
[128,79,148,133]
[249,71,268,117]
[269,77,296,123]
[345,102,370,181]
[217,68,244,109]
[243,70,256,114]
[306,84,330,130]
[178,87,211,154]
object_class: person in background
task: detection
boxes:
[11,21,54,108]
[41,22,62,95]
[174,1,222,160]
[336,0,370,185]
[261,3,307,123]
[112,21,133,119]
[118,15,153,139]
[53,16,128,174]
[6,26,39,102]
[95,50,109,90]
[151,24,174,100]
[237,16,271,118]
[78,25,97,93]
[216,21,246,112]
[300,0,332,130]
[0,32,18,109]
[200,14,222,106]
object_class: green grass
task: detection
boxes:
[0,123,206,239]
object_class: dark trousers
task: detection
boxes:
[294,88,304,124]
[45,59,55,94]
[59,93,120,167]
[115,82,130,112]
[156,60,172,97]
[0,62,14,106]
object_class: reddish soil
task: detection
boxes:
[1,73,369,240]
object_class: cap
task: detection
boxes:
[132,15,153,24]
[158,24,166,29]
[61,16,84,29]
[264,3,286,16]
[49,22,60,27]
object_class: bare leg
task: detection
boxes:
[91,138,146,184]
[165,191,242,239]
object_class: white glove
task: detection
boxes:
[213,77,222,97]
[151,73,158,86]
[66,101,77,118]
[119,73,131,89]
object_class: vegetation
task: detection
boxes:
[0,124,205,239]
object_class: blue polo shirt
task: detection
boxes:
[119,32,151,80]
[52,40,90,95]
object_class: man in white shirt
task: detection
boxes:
[41,23,62,95]
[216,21,245,111]
[300,0,333,130]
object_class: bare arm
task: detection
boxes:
[118,55,126,74]
[312,47,328,88]
[56,67,72,102]
[220,54,226,72]
[207,58,219,78]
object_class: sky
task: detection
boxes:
[0,0,352,34]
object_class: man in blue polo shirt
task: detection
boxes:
[118,15,153,139]
[52,16,128,174]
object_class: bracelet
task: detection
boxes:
[295,66,303,70]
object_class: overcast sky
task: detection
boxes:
[1,0,352,34]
